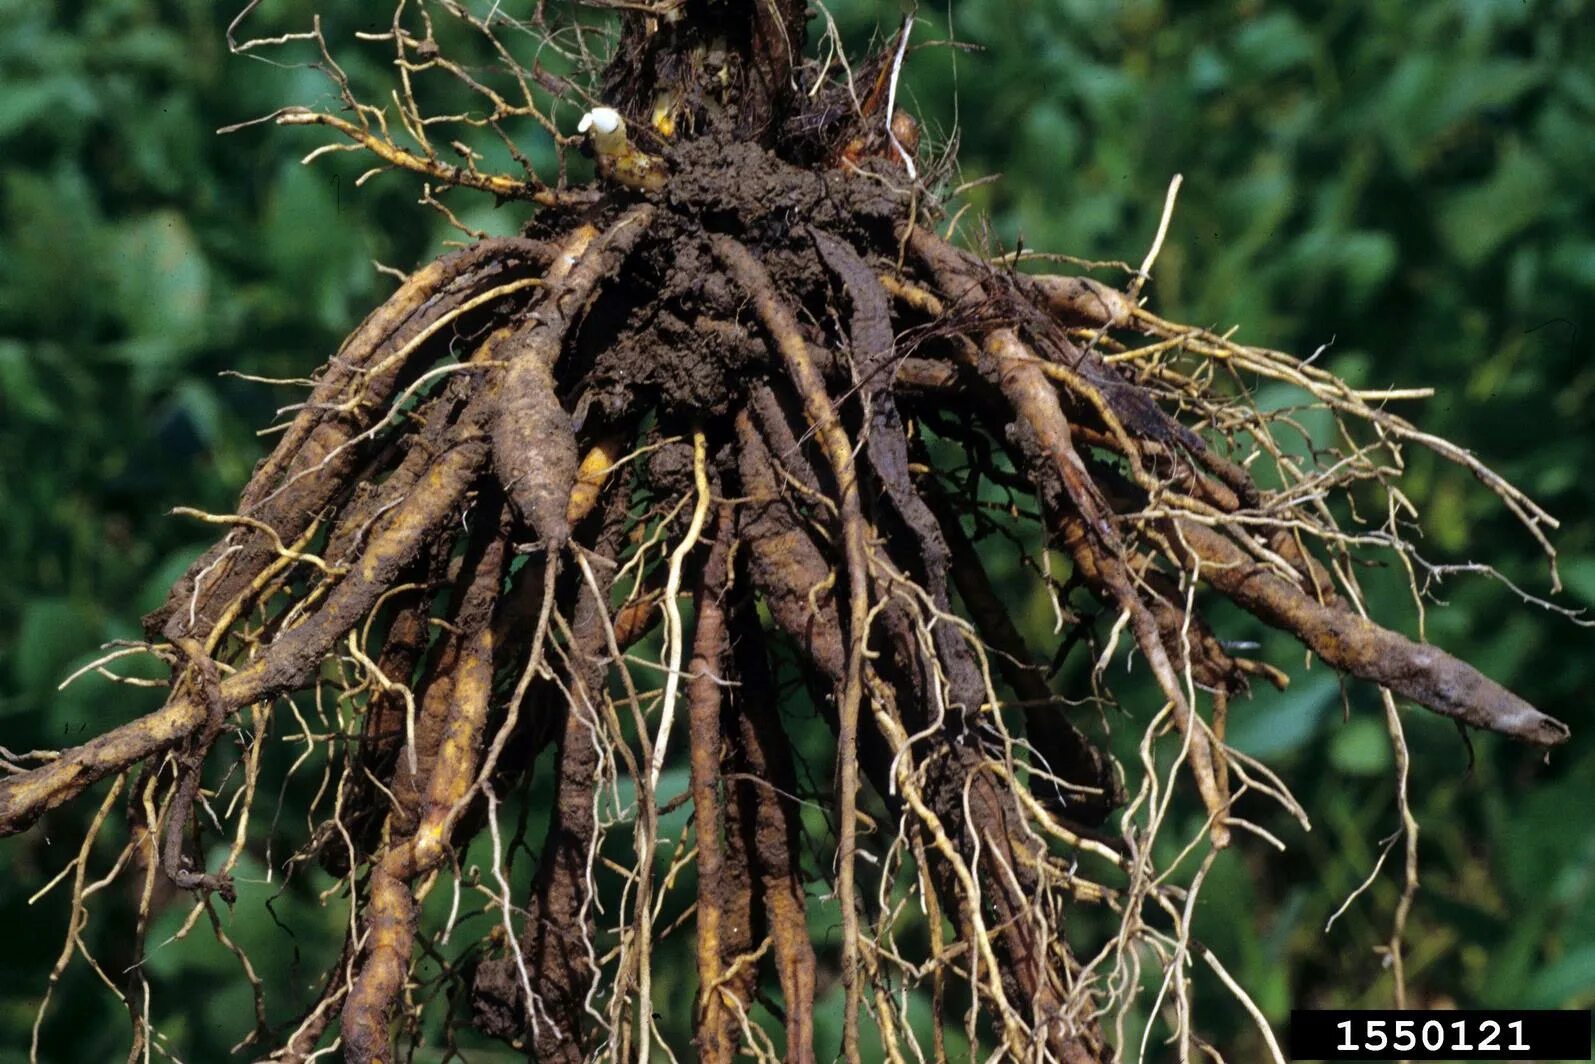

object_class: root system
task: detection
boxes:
[2,3,1574,1062]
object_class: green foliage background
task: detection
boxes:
[1,0,1592,1058]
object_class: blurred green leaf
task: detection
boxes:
[0,166,108,335]
[1376,56,1544,173]
[261,160,370,331]
[13,597,97,700]
[1502,788,1595,907]
[1563,558,1595,609]
[1328,715,1394,776]
[1436,141,1555,266]
[1231,12,1314,77]
[0,76,99,141]
[1229,672,1339,759]
[0,339,64,424]
[1338,230,1399,307]
[112,210,211,366]
[1524,946,1595,1007]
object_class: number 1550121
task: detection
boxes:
[1287,1009,1590,1060]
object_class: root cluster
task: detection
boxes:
[2,4,1573,1062]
